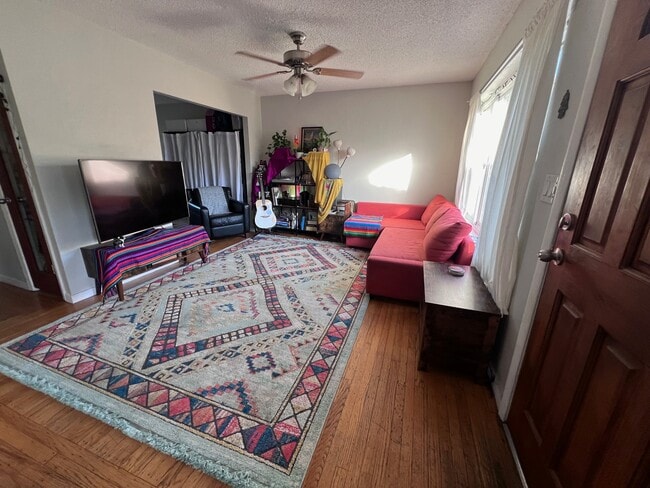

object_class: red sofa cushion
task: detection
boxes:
[420,194,449,225]
[382,218,425,231]
[366,256,424,302]
[424,202,454,234]
[370,228,424,261]
[452,236,475,265]
[366,228,425,301]
[356,202,426,220]
[423,207,472,262]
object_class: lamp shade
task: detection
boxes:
[333,139,343,150]
[300,74,317,97]
[346,147,356,157]
[283,74,299,96]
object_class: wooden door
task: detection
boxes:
[0,76,61,296]
[507,1,650,486]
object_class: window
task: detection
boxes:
[457,45,522,234]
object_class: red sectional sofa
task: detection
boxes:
[347,196,475,302]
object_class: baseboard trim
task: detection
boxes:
[69,287,97,303]
[503,424,528,488]
[0,274,37,291]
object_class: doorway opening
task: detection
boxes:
[153,93,248,206]
[0,60,61,298]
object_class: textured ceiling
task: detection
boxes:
[48,0,523,96]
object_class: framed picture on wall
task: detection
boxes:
[301,126,322,152]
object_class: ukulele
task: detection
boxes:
[254,163,277,229]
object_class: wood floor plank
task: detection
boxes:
[0,412,57,464]
[118,443,180,486]
[156,461,228,488]
[44,451,153,488]
[0,405,154,487]
[0,236,522,487]
[342,302,393,486]
[0,439,78,488]
[364,305,401,486]
[0,377,30,404]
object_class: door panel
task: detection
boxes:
[0,77,60,296]
[527,293,583,443]
[580,74,648,250]
[554,334,646,488]
[508,1,650,486]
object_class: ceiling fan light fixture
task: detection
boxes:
[300,74,317,97]
[283,74,300,96]
[236,32,363,96]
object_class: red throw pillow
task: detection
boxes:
[423,207,472,262]
[424,202,453,234]
[420,194,449,225]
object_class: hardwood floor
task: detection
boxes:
[0,235,522,487]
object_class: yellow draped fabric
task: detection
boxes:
[304,151,330,184]
[304,151,344,224]
[315,178,343,224]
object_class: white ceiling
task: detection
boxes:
[50,0,523,96]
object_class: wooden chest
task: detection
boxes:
[318,200,354,239]
[418,261,502,382]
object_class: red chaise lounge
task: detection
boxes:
[347,195,474,302]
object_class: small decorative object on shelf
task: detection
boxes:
[324,164,341,179]
[324,138,356,178]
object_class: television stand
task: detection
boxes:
[81,225,210,300]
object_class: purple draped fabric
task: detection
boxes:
[252,147,297,201]
[95,226,210,296]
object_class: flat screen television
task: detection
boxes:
[79,159,188,243]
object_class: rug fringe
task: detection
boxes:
[0,363,285,488]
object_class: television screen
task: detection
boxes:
[79,159,188,242]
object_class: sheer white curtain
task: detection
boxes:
[473,0,568,313]
[455,93,481,219]
[456,86,516,233]
[161,131,243,201]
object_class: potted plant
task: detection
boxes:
[266,129,292,156]
[315,129,337,152]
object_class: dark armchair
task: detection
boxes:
[189,186,250,239]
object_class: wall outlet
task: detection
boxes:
[540,174,559,204]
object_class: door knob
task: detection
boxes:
[538,248,564,265]
[0,198,11,205]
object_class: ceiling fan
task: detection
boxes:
[236,31,364,98]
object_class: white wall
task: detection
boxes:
[478,0,618,416]
[0,0,263,302]
[261,83,471,204]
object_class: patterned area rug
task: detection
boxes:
[0,235,368,487]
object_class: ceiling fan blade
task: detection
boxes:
[316,68,364,79]
[304,45,340,66]
[243,71,291,81]
[235,51,286,67]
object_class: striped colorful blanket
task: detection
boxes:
[95,226,210,296]
[343,214,384,238]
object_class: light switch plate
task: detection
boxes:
[540,174,559,204]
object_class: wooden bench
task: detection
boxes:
[81,226,210,300]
